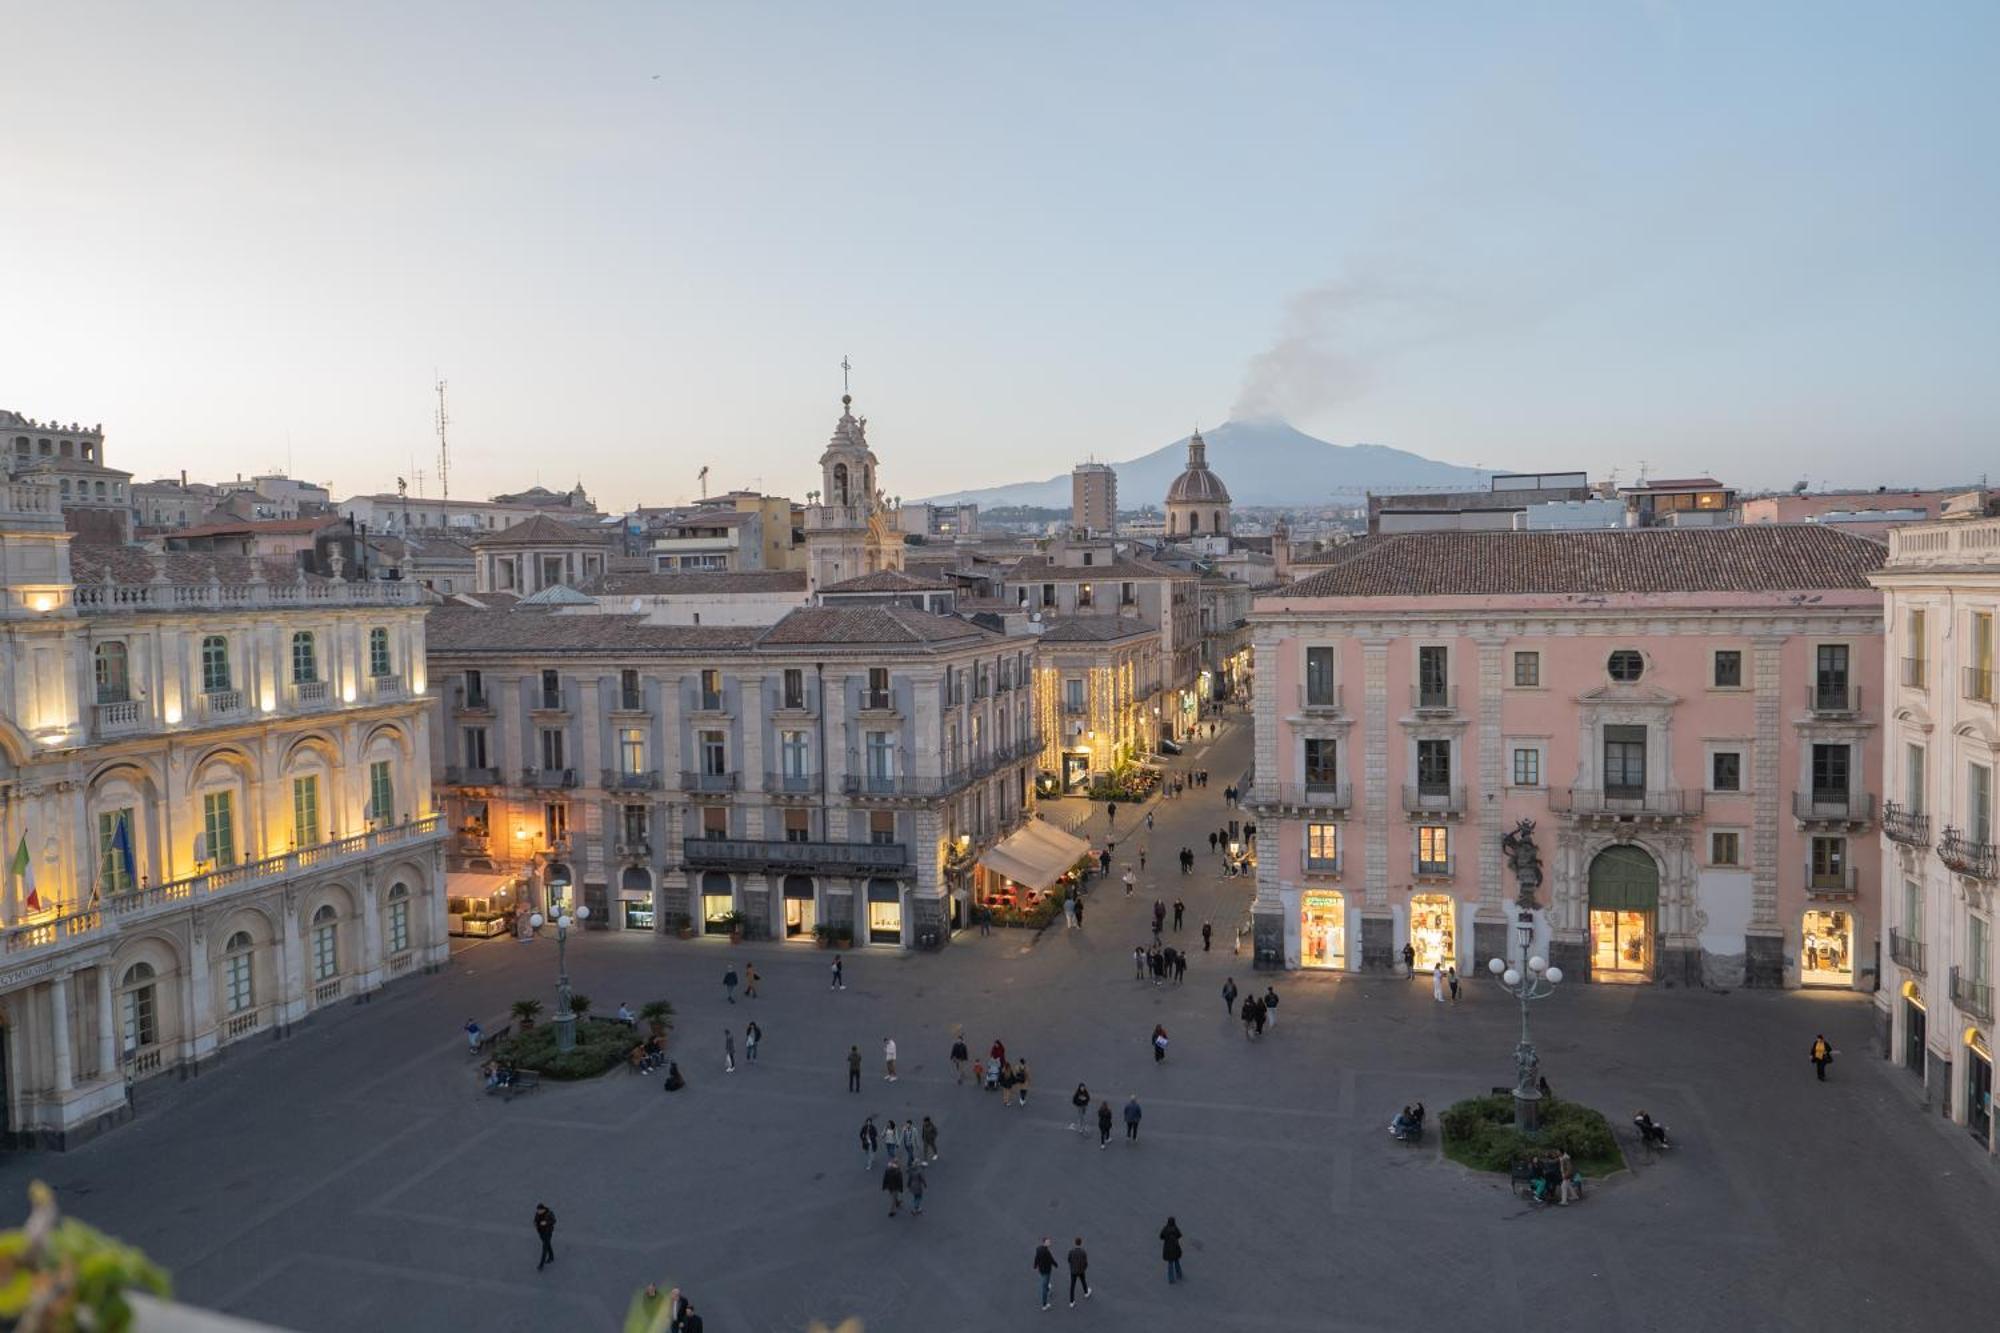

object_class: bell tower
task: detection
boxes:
[805,392,904,594]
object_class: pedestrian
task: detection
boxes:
[1124,1095,1142,1142]
[1222,977,1238,1015]
[1064,894,1078,929]
[1134,945,1147,980]
[882,1159,905,1216]
[1017,1058,1032,1106]
[1402,942,1416,978]
[1202,919,1213,952]
[883,1036,898,1082]
[1559,1151,1580,1206]
[1066,1237,1092,1306]
[860,1115,878,1169]
[1448,965,1460,1002]
[1034,1237,1059,1310]
[1432,964,1445,1003]
[900,1117,916,1161]
[1152,1024,1169,1062]
[1153,899,1166,932]
[1073,893,1084,928]
[1181,847,1193,875]
[991,1037,1008,1068]
[1070,1081,1092,1132]
[1160,1216,1185,1284]
[1811,1033,1834,1081]
[1098,848,1111,875]
[1173,950,1187,984]
[831,954,846,990]
[723,964,738,1005]
[979,903,992,936]
[675,1299,704,1333]
[1122,869,1136,897]
[1172,898,1185,932]
[921,1114,939,1162]
[745,1020,761,1062]
[1146,811,1155,832]
[464,1018,483,1054]
[848,1044,863,1093]
[723,1028,736,1073]
[1262,986,1279,1030]
[908,1163,927,1216]
[1000,1059,1017,1107]
[884,1119,900,1164]
[1208,831,1218,854]
[1149,944,1163,985]
[1097,1099,1114,1148]
[951,1034,969,1084]
[533,1203,557,1271]
[1139,849,1148,872]
[1107,800,1118,825]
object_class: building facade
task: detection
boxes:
[1071,463,1117,537]
[0,483,444,1147]
[472,515,615,595]
[1000,552,1201,726]
[1249,527,1885,989]
[1872,516,1999,1154]
[1032,617,1163,790]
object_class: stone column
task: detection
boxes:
[96,965,118,1078]
[1472,636,1510,968]
[1746,635,1785,986]
[49,973,74,1093]
[1249,632,1286,967]
[1360,637,1393,968]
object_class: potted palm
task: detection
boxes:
[568,994,592,1018]
[713,910,748,943]
[640,1000,675,1039]
[511,998,543,1031]
[669,913,694,940]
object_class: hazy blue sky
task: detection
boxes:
[3,2,1994,504]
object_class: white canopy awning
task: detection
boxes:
[977,820,1093,893]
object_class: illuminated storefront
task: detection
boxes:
[1408,894,1456,971]
[1587,846,1657,981]
[1800,909,1854,986]
[1301,890,1346,969]
[783,874,817,940]
[866,877,903,945]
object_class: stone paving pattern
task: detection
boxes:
[4,718,1996,1332]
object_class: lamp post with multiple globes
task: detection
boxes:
[528,904,590,1053]
[1487,939,1562,1132]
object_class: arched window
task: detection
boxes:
[1189,510,1201,533]
[387,883,411,954]
[93,641,130,704]
[291,631,317,684]
[832,463,849,505]
[368,627,392,678]
[311,904,339,981]
[201,635,232,693]
[59,478,71,499]
[120,962,158,1052]
[1213,509,1222,531]
[223,931,255,1013]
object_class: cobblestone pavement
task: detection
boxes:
[5,714,1995,1332]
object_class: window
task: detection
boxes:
[540,669,561,709]
[1970,915,1991,985]
[1304,647,1336,707]
[1811,836,1847,886]
[1064,678,1086,713]
[286,631,317,685]
[292,775,321,847]
[1603,725,1646,796]
[462,726,488,770]
[200,635,231,693]
[1907,609,1927,684]
[1303,739,1338,788]
[120,963,158,1052]
[619,727,646,775]
[202,790,236,866]
[1306,823,1339,870]
[869,811,896,846]
[1970,612,1994,701]
[1511,748,1541,788]
[1121,582,1136,607]
[367,628,392,678]
[1710,831,1741,866]
[463,669,484,705]
[1417,646,1449,705]
[97,808,135,894]
[1814,644,1849,705]
[540,728,567,772]
[699,805,726,840]
[622,804,649,845]
[783,668,805,709]
[1811,743,1850,800]
[1607,649,1644,682]
[784,809,810,843]
[1040,583,1056,608]
[1417,825,1450,872]
[866,667,891,710]
[1713,650,1742,688]
[546,802,571,844]
[93,642,130,704]
[865,731,895,780]
[387,884,411,954]
[1971,763,1994,844]
[223,932,254,1014]
[699,730,727,776]
[780,730,810,779]
[368,760,394,823]
[700,669,724,710]
[1416,739,1452,794]
[312,904,338,981]
[619,668,642,710]
[1906,743,1926,813]
[1512,652,1540,687]
[1711,751,1742,793]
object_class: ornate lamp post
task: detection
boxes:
[1490,819,1562,1132]
[528,904,590,1053]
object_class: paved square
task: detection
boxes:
[6,721,1996,1332]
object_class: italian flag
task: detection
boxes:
[10,834,40,916]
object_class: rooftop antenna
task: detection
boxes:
[433,376,451,502]
[698,464,711,499]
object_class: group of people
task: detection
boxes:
[1062,1086,1145,1146]
[1523,1150,1582,1205]
[1030,1221,1185,1309]
[1389,1102,1427,1141]
[1236,983,1280,1037]
[1135,942,1188,985]
[625,1033,667,1073]
[862,1112,941,1216]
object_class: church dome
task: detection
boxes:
[1165,430,1231,505]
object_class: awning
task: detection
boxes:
[977,821,1093,893]
[446,871,515,902]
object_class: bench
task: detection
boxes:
[485,1069,541,1100]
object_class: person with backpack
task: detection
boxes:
[1811,1033,1835,1081]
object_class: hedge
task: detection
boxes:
[494,1017,639,1080]
[1440,1093,1624,1177]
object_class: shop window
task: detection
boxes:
[1710,831,1741,866]
[120,963,158,1052]
[1512,651,1539,687]
[1409,895,1456,971]
[1608,649,1644,682]
[1300,891,1345,969]
[1711,751,1742,793]
[867,878,902,944]
[1801,909,1853,985]
[1713,650,1743,688]
[701,872,734,928]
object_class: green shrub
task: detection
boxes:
[494,1017,635,1080]
[1440,1093,1624,1177]
[0,1181,171,1332]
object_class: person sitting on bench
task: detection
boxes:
[616,1003,637,1029]
[662,1061,685,1092]
[1389,1106,1419,1140]
[1633,1110,1671,1149]
[1410,1101,1426,1130]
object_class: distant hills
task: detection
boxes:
[920,418,1495,509]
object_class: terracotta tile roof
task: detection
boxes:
[72,546,322,587]
[1038,616,1157,643]
[1002,557,1191,583]
[819,569,957,593]
[426,608,760,653]
[470,514,615,549]
[754,606,997,649]
[1268,526,1885,600]
[584,570,808,596]
[165,516,338,539]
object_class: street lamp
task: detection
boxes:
[1486,948,1562,1132]
[528,904,591,1052]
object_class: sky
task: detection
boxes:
[2,2,1995,506]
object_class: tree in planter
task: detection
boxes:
[511,998,544,1030]
[713,910,748,939]
[568,994,592,1018]
[639,1000,675,1038]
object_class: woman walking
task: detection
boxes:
[882,1160,905,1216]
[1160,1217,1185,1283]
[950,1033,969,1084]
[1432,964,1445,1003]
[1071,1082,1092,1133]
[1016,1058,1032,1106]
[1152,1024,1169,1062]
[1097,1099,1114,1149]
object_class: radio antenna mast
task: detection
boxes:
[434,376,452,502]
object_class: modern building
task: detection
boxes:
[0,481,444,1147]
[1620,477,1738,527]
[1071,462,1118,537]
[1249,525,1885,989]
[1871,515,1998,1154]
[1032,617,1163,790]
[1367,471,1589,535]
[894,501,979,541]
[1742,488,1989,540]
[1163,430,1231,541]
[338,484,597,538]
[471,514,616,596]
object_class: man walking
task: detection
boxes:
[1262,985,1280,1030]
[883,1036,898,1082]
[533,1203,557,1271]
[1146,811,1155,832]
[1202,919,1213,952]
[847,1044,863,1092]
[921,1114,939,1163]
[723,964,738,1005]
[1811,1033,1835,1081]
[908,1163,927,1216]
[1067,1237,1092,1305]
[951,1034,969,1084]
[1134,945,1146,981]
[744,1020,761,1063]
[1097,1099,1114,1148]
[1173,950,1187,984]
[831,954,846,990]
[723,1028,736,1073]
[881,1159,905,1216]
[1208,831,1218,854]
[1033,1237,1059,1310]
[1172,898,1185,932]
[1124,1095,1142,1143]
[860,1115,878,1169]
[1222,977,1238,1015]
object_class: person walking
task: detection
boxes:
[1098,848,1111,876]
[1201,918,1213,951]
[1207,831,1218,854]
[1448,966,1461,1002]
[908,1163,927,1216]
[881,1159,905,1216]
[1152,1024,1169,1062]
[1811,1034,1835,1081]
[744,964,760,999]
[1124,1095,1142,1142]
[978,902,992,936]
[1180,847,1193,875]
[465,1018,483,1054]
[723,964,739,1005]
[1173,950,1187,984]
[883,1036,898,1082]
[1000,1059,1017,1107]
[1064,893,1078,929]
[745,1020,761,1063]
[723,1028,736,1073]
[1402,942,1416,978]
[1017,1058,1033,1106]
[1168,897,1183,931]
[847,1044,863,1093]
[1160,1217,1185,1284]
[1262,986,1279,1031]
[1107,800,1118,826]
[899,1117,916,1162]
[1146,811,1155,832]
[1033,1238,1059,1310]
[921,1114,939,1163]
[1134,945,1147,981]
[1138,849,1148,872]
[1153,899,1166,934]
[1122,869,1136,897]
[1241,995,1257,1039]
[951,1034,969,1084]
[1073,893,1084,928]
[883,1119,900,1165]
[533,1203,557,1271]
[1066,1237,1092,1306]
[1432,964,1445,1003]
[860,1115,878,1169]
[1097,1099,1114,1149]
[1222,977,1238,1016]
[1070,1082,1092,1133]
[831,954,846,990]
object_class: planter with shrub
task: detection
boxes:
[1440,1093,1624,1178]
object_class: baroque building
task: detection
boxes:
[1163,429,1231,541]
[805,396,905,594]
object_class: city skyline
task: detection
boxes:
[4,3,1995,503]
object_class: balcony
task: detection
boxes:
[199,688,245,722]
[1950,966,1994,1022]
[456,831,492,856]
[1303,853,1342,876]
[1900,657,1928,691]
[1262,782,1352,813]
[532,691,569,715]
[681,769,739,794]
[451,684,493,715]
[521,767,579,789]
[1967,666,1997,705]
[693,691,728,715]
[93,698,148,737]
[803,503,870,531]
[72,571,421,612]
[682,835,911,877]
[1805,682,1861,716]
[288,678,331,711]
[765,772,819,798]
[2,815,445,964]
[1882,801,1930,847]
[1888,929,1926,975]
[1549,787,1704,820]
[1938,827,1999,880]
[1061,699,1088,717]
[615,840,653,859]
[1410,683,1458,714]
[1402,784,1467,816]
[1792,790,1874,825]
[601,768,662,791]
[1804,862,1859,898]
[443,765,501,786]
[840,772,969,800]
[1298,683,1344,714]
[612,690,647,713]
[1414,854,1456,879]
[370,673,406,701]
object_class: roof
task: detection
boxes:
[755,606,996,648]
[1002,557,1191,584]
[166,516,338,539]
[73,546,326,588]
[819,569,957,593]
[1267,526,1886,600]
[471,514,615,549]
[427,608,761,653]
[1621,477,1727,493]
[516,583,599,606]
[1165,430,1231,505]
[583,570,808,596]
[1037,616,1158,644]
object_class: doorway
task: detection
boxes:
[1063,752,1089,792]
[1409,894,1456,972]
[1588,845,1659,981]
[1801,909,1854,986]
[782,875,816,941]
[1300,891,1345,970]
[1968,1037,1993,1148]
[1904,991,1927,1076]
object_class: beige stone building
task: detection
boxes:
[1031,617,1163,790]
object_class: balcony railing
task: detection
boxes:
[1061,699,1088,716]
[1967,666,1997,704]
[2,815,445,962]
[1804,863,1859,896]
[1889,929,1926,975]
[456,832,492,856]
[861,691,895,713]
[1792,790,1875,824]
[765,772,819,796]
[1882,800,1930,846]
[1402,784,1467,815]
[1806,682,1861,716]
[443,765,501,786]
[1298,683,1343,713]
[1410,683,1458,713]
[682,836,911,876]
[452,685,493,714]
[681,770,739,794]
[1938,827,1999,880]
[521,768,578,789]
[199,688,245,721]
[72,574,421,612]
[93,698,147,736]
[288,679,330,710]
[615,840,653,859]
[1303,853,1342,875]
[1549,787,1704,819]
[1414,854,1456,879]
[1270,782,1352,811]
[1900,657,1928,691]
[804,503,870,531]
[370,673,406,700]
[840,772,972,799]
[601,769,662,791]
[1950,966,1994,1022]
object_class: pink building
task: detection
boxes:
[1248,526,1886,989]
